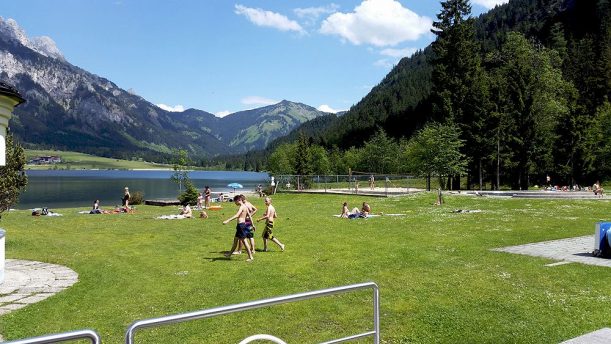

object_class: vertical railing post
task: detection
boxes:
[373,285,380,344]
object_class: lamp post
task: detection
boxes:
[0,81,25,284]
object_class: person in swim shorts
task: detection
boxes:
[257,196,285,252]
[234,194,258,254]
[222,195,254,262]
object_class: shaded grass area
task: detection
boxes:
[0,193,609,343]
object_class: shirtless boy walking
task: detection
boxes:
[222,195,254,262]
[257,197,285,252]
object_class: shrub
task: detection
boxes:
[130,191,144,205]
[178,181,198,206]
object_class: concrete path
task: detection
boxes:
[0,259,78,316]
[561,328,611,344]
[492,235,611,268]
[493,236,611,343]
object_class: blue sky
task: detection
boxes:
[2,0,507,116]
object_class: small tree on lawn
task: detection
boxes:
[170,149,191,192]
[178,180,199,206]
[0,133,27,218]
[404,122,467,190]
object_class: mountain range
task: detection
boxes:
[0,17,329,162]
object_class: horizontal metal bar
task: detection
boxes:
[319,331,377,344]
[126,282,378,344]
[4,329,101,344]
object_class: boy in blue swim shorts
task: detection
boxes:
[222,195,254,262]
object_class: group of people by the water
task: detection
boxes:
[340,201,371,219]
[222,194,285,262]
[544,175,605,196]
[86,186,133,214]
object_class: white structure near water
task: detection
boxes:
[0,81,25,284]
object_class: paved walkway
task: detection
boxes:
[493,236,611,343]
[0,259,78,316]
[492,235,611,268]
[561,328,611,344]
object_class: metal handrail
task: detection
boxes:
[125,281,380,344]
[4,329,101,344]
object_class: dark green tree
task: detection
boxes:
[0,132,28,217]
[309,145,331,175]
[267,143,296,175]
[178,180,199,206]
[294,132,312,177]
[591,101,611,179]
[361,129,399,174]
[430,0,486,189]
[403,122,467,190]
[488,32,574,189]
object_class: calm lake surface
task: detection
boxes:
[17,170,269,210]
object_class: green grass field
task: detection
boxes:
[25,150,172,170]
[0,192,609,343]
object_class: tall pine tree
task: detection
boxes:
[430,0,488,189]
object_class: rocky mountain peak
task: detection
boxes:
[30,36,64,61]
[0,17,64,60]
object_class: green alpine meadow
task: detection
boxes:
[0,192,608,343]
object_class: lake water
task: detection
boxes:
[16,170,270,210]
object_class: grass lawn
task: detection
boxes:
[25,150,172,170]
[0,192,609,343]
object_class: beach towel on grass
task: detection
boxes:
[333,214,381,218]
[157,215,189,220]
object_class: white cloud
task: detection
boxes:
[373,58,395,69]
[320,0,432,47]
[215,110,232,118]
[156,103,185,112]
[294,4,340,26]
[317,104,343,113]
[373,47,417,68]
[380,47,417,58]
[472,0,509,9]
[241,96,279,107]
[235,4,305,34]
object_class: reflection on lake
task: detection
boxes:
[17,170,269,210]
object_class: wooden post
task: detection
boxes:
[436,188,443,206]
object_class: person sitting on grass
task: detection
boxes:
[90,200,102,214]
[222,195,254,262]
[90,200,109,214]
[340,202,350,218]
[593,181,604,197]
[180,203,193,218]
[360,202,371,217]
